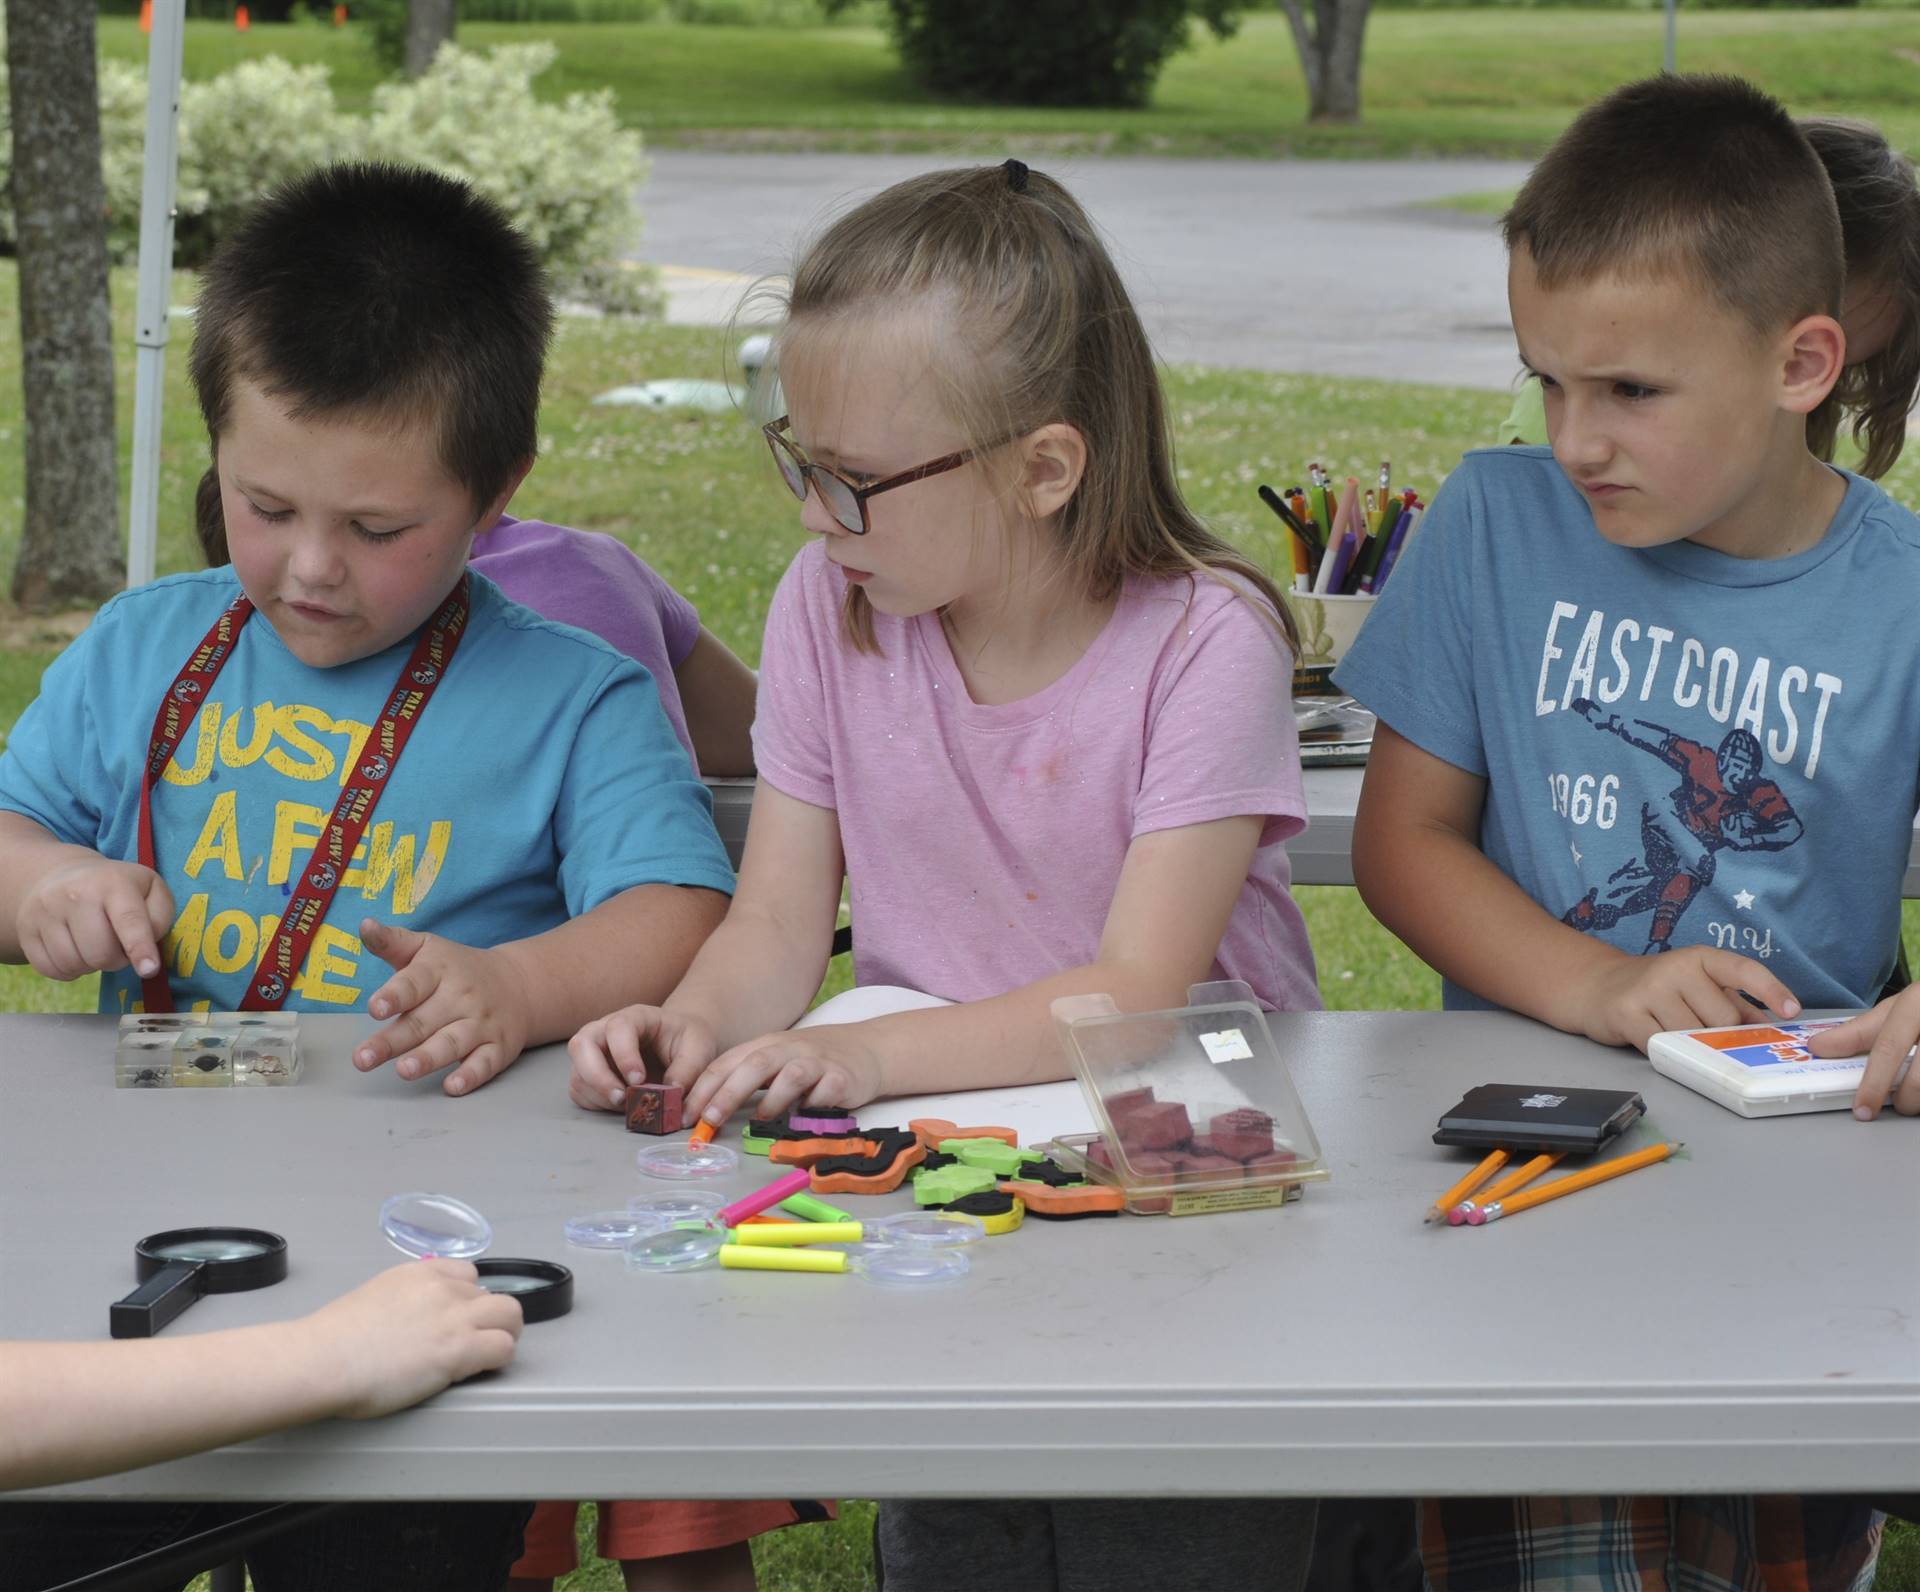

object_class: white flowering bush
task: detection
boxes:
[176,57,362,262]
[0,38,655,316]
[366,42,659,315]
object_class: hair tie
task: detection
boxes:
[1002,158,1029,194]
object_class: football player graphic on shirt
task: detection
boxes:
[1559,699,1804,955]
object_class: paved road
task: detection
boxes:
[635,151,1535,390]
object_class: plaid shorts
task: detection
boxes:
[1420,1494,1883,1591]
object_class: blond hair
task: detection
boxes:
[777,162,1299,656]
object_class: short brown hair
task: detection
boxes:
[191,163,551,564]
[1504,75,1844,340]
[776,162,1299,657]
[1801,117,1920,480]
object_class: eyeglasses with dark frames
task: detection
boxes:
[762,416,994,536]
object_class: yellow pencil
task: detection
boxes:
[1449,1152,1562,1225]
[1425,1149,1508,1225]
[1468,1142,1682,1225]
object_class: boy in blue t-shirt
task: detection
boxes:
[0,163,734,1097]
[1337,75,1906,1588]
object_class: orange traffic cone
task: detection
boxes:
[139,0,152,32]
[333,3,347,22]
[235,4,249,30]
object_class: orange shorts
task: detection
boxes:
[512,1497,835,1577]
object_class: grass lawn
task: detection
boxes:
[1,262,1914,1587]
[97,9,1920,160]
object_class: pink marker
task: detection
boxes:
[718,1169,813,1228]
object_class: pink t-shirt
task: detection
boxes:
[752,542,1320,1012]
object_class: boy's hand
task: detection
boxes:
[566,1006,719,1113]
[1808,991,1920,1119]
[301,1259,523,1421]
[16,857,174,982]
[682,1023,884,1128]
[352,919,532,1097]
[1577,945,1801,1053]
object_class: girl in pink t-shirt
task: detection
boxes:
[570,158,1318,1122]
[570,157,1322,1592]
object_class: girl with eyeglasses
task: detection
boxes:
[568,165,1322,1585]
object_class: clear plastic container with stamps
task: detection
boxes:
[1046,981,1327,1216]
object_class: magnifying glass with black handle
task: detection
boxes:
[111,1227,289,1339]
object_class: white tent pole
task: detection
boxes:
[127,0,186,590]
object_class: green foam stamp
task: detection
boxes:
[912,1163,999,1206]
[938,1138,1045,1178]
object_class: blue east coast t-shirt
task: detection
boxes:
[0,569,736,1014]
[1337,446,1920,1012]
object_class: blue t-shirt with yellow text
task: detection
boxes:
[0,569,735,1012]
[1337,447,1920,1012]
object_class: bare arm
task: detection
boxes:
[665,780,847,1044]
[678,814,1265,1122]
[1353,723,1798,1049]
[0,1262,520,1492]
[673,627,758,778]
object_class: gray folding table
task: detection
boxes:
[5,1009,1916,1503]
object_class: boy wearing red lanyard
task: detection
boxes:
[0,166,737,1588]
[0,165,734,1101]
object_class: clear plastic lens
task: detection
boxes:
[565,1211,669,1249]
[379,1192,493,1260]
[849,1244,969,1287]
[866,1211,986,1249]
[635,1142,739,1181]
[625,1219,727,1274]
[627,1191,725,1222]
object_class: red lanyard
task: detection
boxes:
[136,576,470,1013]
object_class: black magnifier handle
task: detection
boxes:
[111,1261,208,1339]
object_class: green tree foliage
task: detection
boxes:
[867,0,1241,109]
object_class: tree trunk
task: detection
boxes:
[4,0,123,609]
[1278,0,1373,125]
[404,0,457,77]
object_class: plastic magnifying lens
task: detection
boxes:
[624,1219,727,1274]
[865,1211,986,1249]
[113,1226,289,1338]
[474,1259,573,1322]
[565,1210,669,1249]
[379,1192,493,1260]
[848,1244,970,1288]
[627,1191,725,1222]
[634,1141,739,1181]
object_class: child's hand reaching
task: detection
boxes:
[16,855,174,982]
[300,1259,523,1421]
[680,1023,884,1128]
[352,919,532,1097]
[566,1005,720,1112]
[1808,988,1920,1119]
[1576,945,1801,1053]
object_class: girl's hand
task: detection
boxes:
[568,1005,720,1112]
[1808,990,1920,1119]
[683,1023,884,1127]
[303,1260,523,1421]
[1575,945,1800,1053]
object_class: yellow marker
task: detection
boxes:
[730,1222,865,1248]
[719,1245,848,1274]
